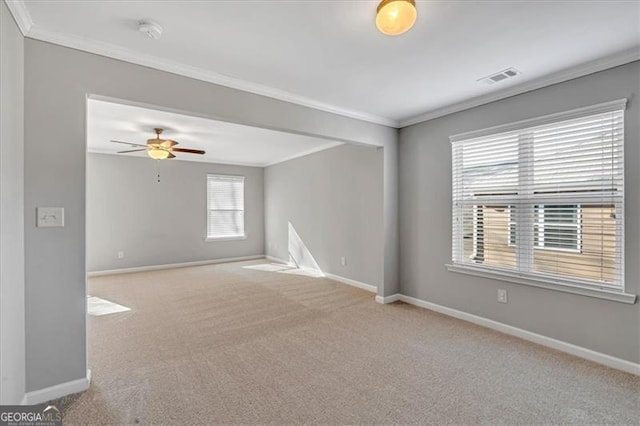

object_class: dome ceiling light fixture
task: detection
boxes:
[376,0,417,36]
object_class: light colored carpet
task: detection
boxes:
[60,260,639,424]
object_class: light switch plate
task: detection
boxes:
[37,207,64,227]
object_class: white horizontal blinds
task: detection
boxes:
[452,106,624,289]
[458,132,520,203]
[453,133,518,267]
[529,112,624,199]
[526,109,624,287]
[452,132,521,270]
[207,174,245,238]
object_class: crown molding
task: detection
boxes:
[87,148,265,168]
[88,94,370,146]
[89,142,344,168]
[8,0,639,130]
[263,141,343,167]
[400,47,640,128]
[19,22,398,128]
[4,0,33,35]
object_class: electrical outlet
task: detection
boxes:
[340,256,347,266]
[497,288,508,303]
[117,251,124,259]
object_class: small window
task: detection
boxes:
[206,174,245,239]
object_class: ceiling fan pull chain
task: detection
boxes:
[157,160,161,183]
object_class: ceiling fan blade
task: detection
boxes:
[167,152,176,159]
[171,147,205,155]
[110,140,147,148]
[117,148,147,154]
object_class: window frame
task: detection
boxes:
[205,173,246,241]
[447,99,635,304]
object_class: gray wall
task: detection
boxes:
[382,138,399,296]
[0,1,25,404]
[265,144,384,287]
[23,38,397,392]
[87,153,264,272]
[399,61,640,363]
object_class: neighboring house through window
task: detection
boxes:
[534,204,582,252]
[508,204,582,252]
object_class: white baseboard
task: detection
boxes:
[396,294,640,376]
[265,255,290,264]
[265,255,377,294]
[88,255,265,277]
[22,369,91,405]
[265,255,377,293]
[324,273,377,293]
[375,293,401,304]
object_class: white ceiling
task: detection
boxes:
[11,1,640,127]
[87,98,342,166]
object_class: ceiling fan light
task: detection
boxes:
[148,148,170,160]
[376,0,417,36]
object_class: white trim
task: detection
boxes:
[402,49,639,127]
[264,256,377,293]
[324,273,377,294]
[22,369,91,405]
[395,295,640,376]
[88,255,264,277]
[375,293,401,304]
[3,0,32,35]
[87,94,379,147]
[90,141,344,168]
[7,1,639,130]
[88,148,264,168]
[205,235,247,242]
[449,98,627,143]
[446,264,636,304]
[20,22,396,128]
[263,256,326,277]
[265,255,290,264]
[263,141,344,167]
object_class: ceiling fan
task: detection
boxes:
[111,128,205,160]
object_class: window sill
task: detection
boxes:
[205,235,247,242]
[445,263,637,304]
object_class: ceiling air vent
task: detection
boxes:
[478,68,521,85]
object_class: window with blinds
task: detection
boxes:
[207,174,245,239]
[451,100,625,291]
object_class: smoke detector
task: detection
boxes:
[138,20,163,39]
[478,68,521,85]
